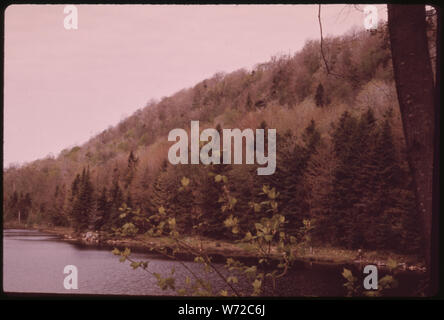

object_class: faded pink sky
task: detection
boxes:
[4,4,387,167]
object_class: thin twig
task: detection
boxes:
[174,237,242,296]
[317,4,361,83]
[136,243,204,291]
[318,4,330,75]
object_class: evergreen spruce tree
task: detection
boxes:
[245,93,254,111]
[200,124,232,238]
[71,174,80,195]
[173,175,195,234]
[317,109,421,251]
[325,111,362,247]
[6,191,19,221]
[71,168,95,232]
[149,160,175,214]
[250,121,273,205]
[278,121,321,236]
[315,83,325,107]
[367,113,420,251]
[95,187,110,230]
[124,150,139,189]
[19,192,32,222]
[109,169,124,228]
[49,184,68,226]
[350,108,379,248]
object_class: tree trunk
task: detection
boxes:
[431,6,440,297]
[387,5,436,295]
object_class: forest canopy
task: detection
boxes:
[4,20,435,255]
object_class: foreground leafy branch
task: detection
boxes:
[112,175,302,296]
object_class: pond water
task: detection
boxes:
[2,229,422,297]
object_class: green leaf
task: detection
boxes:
[379,275,397,289]
[244,266,257,277]
[227,276,238,284]
[342,268,354,282]
[244,232,253,241]
[181,176,190,187]
[165,277,175,290]
[226,258,235,266]
[220,290,228,296]
[170,230,179,238]
[271,201,278,210]
[252,279,262,291]
[387,258,398,271]
[215,174,222,182]
[168,217,176,228]
[122,248,131,257]
[112,248,120,256]
[224,217,232,227]
[194,256,205,264]
[268,188,276,199]
[224,215,237,228]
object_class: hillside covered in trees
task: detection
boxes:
[4,22,431,255]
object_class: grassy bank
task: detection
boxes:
[4,221,425,272]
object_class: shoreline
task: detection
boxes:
[4,223,426,274]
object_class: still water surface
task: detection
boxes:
[3,229,421,296]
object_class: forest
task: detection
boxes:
[4,17,437,257]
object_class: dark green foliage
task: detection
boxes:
[5,191,19,221]
[173,178,195,234]
[94,187,111,230]
[7,191,33,222]
[149,160,175,215]
[108,170,125,229]
[124,150,139,189]
[199,124,233,238]
[70,168,95,232]
[48,184,68,226]
[312,110,421,253]
[276,121,321,236]
[315,83,325,107]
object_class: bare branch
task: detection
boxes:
[317,4,361,83]
[318,4,331,75]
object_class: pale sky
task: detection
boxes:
[4,4,387,167]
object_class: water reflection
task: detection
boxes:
[3,229,421,296]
